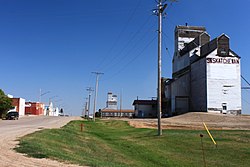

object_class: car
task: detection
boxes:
[161,113,169,118]
[6,111,19,120]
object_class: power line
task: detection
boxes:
[241,75,250,86]
[100,35,157,81]
[101,23,156,73]
[99,15,154,72]
[95,0,143,71]
[162,32,172,57]
[241,75,250,108]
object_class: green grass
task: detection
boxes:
[15,119,250,167]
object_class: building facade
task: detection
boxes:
[132,100,157,118]
[106,92,118,110]
[165,25,241,115]
[25,102,44,115]
[44,102,59,116]
[101,109,134,117]
[11,98,25,116]
[101,92,134,117]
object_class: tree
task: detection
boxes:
[95,109,101,117]
[0,89,13,118]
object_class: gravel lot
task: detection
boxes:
[0,116,82,167]
[127,112,250,130]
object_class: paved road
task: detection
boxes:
[0,116,82,167]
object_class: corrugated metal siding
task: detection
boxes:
[173,52,190,75]
[190,57,207,111]
[171,73,190,113]
[175,96,189,114]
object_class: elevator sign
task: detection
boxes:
[207,58,239,64]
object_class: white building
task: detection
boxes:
[132,100,157,118]
[106,92,118,110]
[165,25,241,115]
[44,102,59,116]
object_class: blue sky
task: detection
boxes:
[1,0,250,115]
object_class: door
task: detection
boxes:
[222,103,227,114]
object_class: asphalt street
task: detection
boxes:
[0,116,82,167]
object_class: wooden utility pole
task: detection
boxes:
[120,89,122,117]
[156,0,167,136]
[92,72,104,121]
[86,87,94,118]
[83,97,88,117]
[39,89,50,102]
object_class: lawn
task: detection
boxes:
[15,119,250,167]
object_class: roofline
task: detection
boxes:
[229,49,241,58]
[132,100,157,105]
[218,33,230,39]
[101,109,134,113]
[175,25,206,31]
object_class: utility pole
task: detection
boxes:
[39,89,50,102]
[120,89,122,117]
[39,88,41,102]
[84,97,88,117]
[155,0,167,136]
[86,87,94,118]
[92,72,104,121]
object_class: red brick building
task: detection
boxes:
[11,98,25,116]
[25,102,44,115]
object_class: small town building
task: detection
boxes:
[101,92,134,117]
[164,25,241,115]
[101,109,134,117]
[10,97,25,116]
[106,92,118,110]
[44,102,60,116]
[132,100,157,118]
[25,102,44,115]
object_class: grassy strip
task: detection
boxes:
[15,119,250,167]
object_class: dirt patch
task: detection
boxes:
[126,112,250,130]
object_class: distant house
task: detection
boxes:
[25,102,44,115]
[132,100,157,118]
[101,109,134,118]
